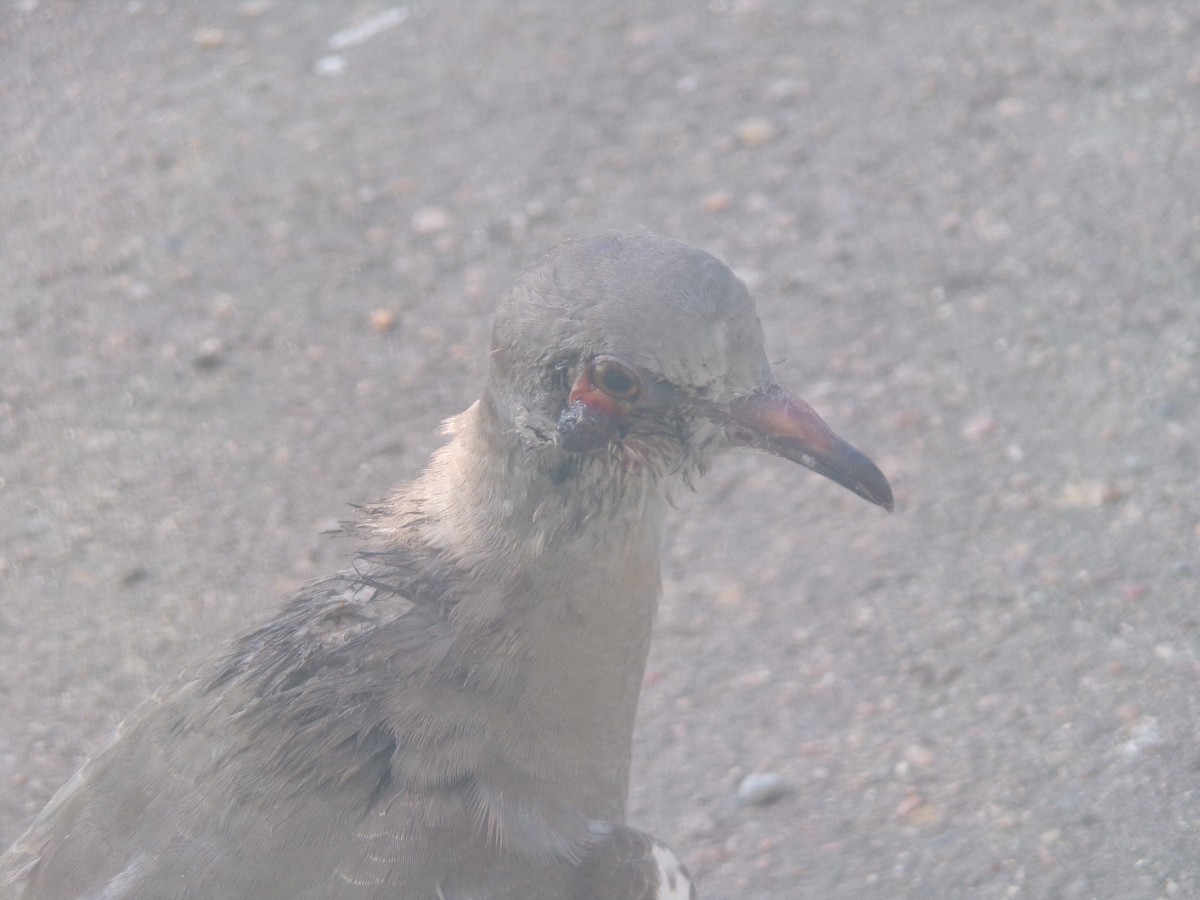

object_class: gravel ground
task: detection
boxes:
[3,2,1198,897]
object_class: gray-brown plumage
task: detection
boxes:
[1,232,892,899]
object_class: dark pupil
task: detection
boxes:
[598,366,633,396]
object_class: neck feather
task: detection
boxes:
[370,399,671,822]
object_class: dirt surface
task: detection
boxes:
[3,2,1198,897]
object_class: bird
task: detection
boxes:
[1,231,892,899]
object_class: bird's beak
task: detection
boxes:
[725,386,894,512]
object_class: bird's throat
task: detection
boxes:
[386,401,670,822]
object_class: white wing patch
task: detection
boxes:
[651,841,695,899]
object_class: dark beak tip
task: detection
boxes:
[852,463,894,513]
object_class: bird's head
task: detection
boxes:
[485,232,892,512]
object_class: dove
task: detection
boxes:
[1,232,891,899]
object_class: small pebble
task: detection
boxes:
[238,0,273,17]
[905,743,935,768]
[412,206,453,235]
[1057,480,1124,508]
[737,117,776,147]
[702,191,733,213]
[370,308,397,332]
[193,337,224,370]
[961,412,996,441]
[996,96,1026,118]
[193,28,227,50]
[1122,717,1166,756]
[315,55,347,76]
[736,772,788,806]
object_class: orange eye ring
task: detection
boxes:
[590,356,641,400]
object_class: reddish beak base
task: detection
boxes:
[726,386,894,512]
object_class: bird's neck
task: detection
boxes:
[376,399,670,822]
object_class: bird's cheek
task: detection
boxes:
[556,389,624,453]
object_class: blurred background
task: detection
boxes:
[3,2,1197,897]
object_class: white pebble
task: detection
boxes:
[737,771,788,806]
[314,55,347,76]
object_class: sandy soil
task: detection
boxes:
[2,2,1198,897]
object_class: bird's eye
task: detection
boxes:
[590,357,641,400]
